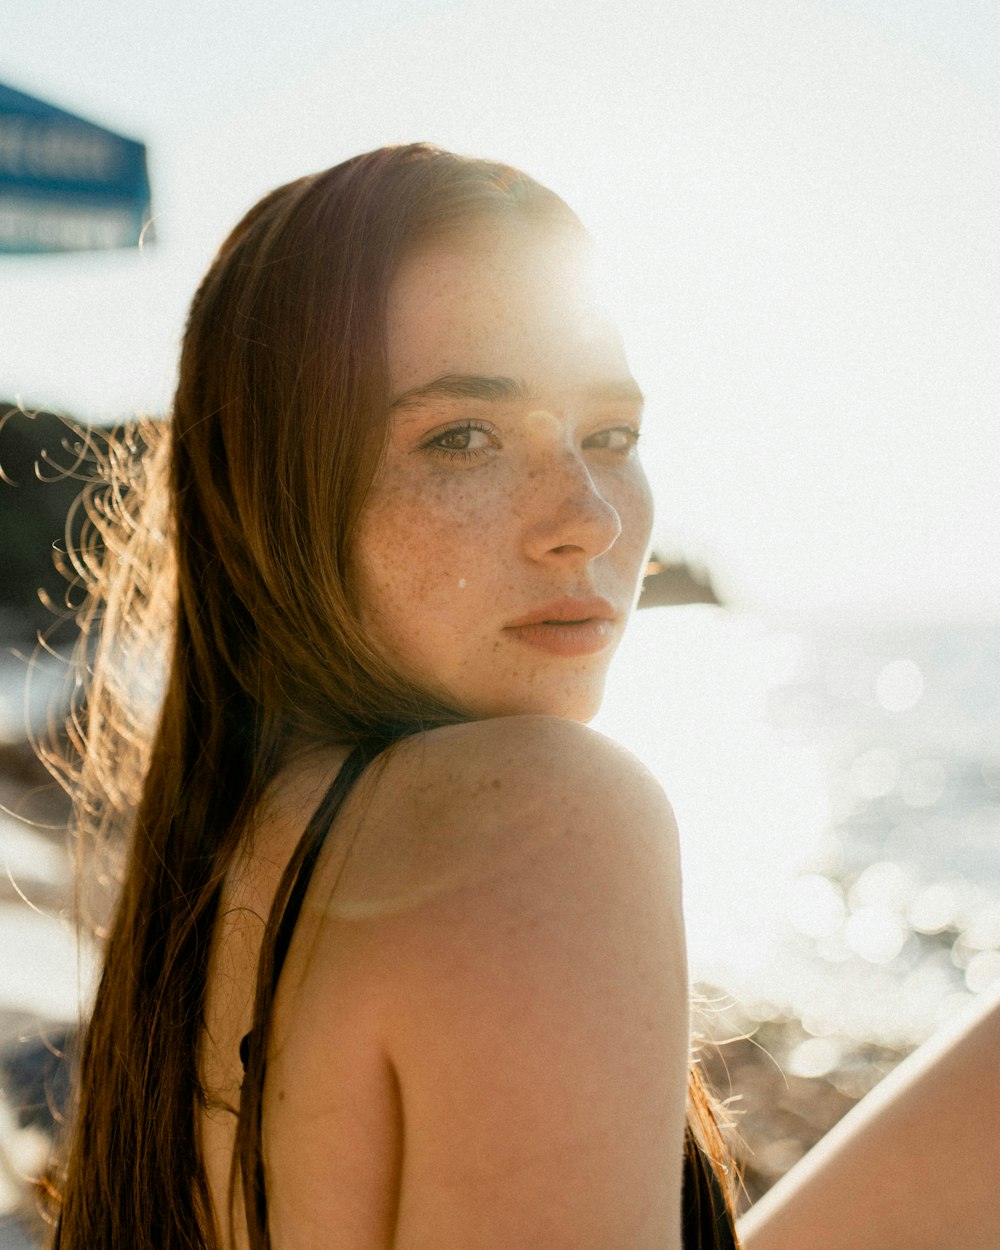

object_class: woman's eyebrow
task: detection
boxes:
[390,373,644,410]
[390,374,530,409]
[584,379,645,408]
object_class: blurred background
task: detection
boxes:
[1,0,998,1236]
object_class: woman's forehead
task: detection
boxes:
[386,218,630,397]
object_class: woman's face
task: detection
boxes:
[352,216,654,722]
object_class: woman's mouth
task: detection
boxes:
[504,598,617,657]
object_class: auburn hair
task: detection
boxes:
[43,143,738,1249]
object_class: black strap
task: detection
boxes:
[239,737,389,1071]
[237,734,402,1250]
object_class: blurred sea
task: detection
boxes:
[597,608,1000,1068]
[2,607,999,1062]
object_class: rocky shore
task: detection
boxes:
[696,1010,911,1214]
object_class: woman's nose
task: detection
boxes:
[522,450,622,564]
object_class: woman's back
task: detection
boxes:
[199,742,354,1246]
[199,716,691,1249]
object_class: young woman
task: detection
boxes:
[45,141,1000,1250]
[48,144,737,1249]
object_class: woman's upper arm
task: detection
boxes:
[738,986,1000,1250]
[274,717,690,1249]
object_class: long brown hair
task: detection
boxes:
[45,143,738,1249]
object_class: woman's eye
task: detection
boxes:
[422,421,497,460]
[585,426,640,453]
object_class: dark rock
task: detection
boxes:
[0,1027,75,1135]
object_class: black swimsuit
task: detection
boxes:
[239,741,739,1250]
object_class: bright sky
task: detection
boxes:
[2,0,998,623]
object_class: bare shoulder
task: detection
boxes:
[333,714,681,917]
[266,715,690,1247]
[390,713,673,813]
[387,710,668,789]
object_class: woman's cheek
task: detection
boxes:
[373,475,499,590]
[416,478,513,567]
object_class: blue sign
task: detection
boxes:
[0,81,152,254]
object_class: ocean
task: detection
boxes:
[2,607,999,1062]
[596,607,1000,1070]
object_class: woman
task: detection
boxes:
[43,140,1000,1250]
[48,144,737,1249]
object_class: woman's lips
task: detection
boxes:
[504,598,617,657]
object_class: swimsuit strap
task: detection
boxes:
[239,738,385,1070]
[237,734,399,1248]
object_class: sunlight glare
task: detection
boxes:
[595,605,832,991]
